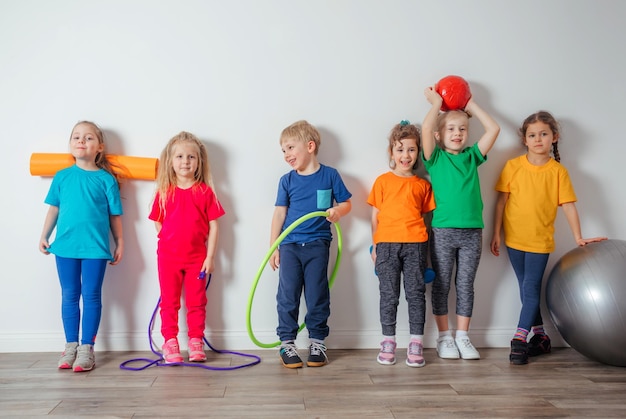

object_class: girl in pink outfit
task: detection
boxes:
[149,131,225,363]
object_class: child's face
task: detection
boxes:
[391,138,418,175]
[281,137,314,172]
[171,142,199,182]
[437,112,469,154]
[524,122,557,156]
[70,123,103,162]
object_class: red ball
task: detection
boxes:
[435,75,471,111]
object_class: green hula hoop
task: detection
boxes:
[246,211,343,348]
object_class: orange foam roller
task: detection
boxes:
[30,153,159,180]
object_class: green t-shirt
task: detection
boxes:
[422,143,486,228]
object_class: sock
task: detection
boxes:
[456,330,468,339]
[382,335,396,342]
[439,330,452,339]
[410,334,423,343]
[514,328,529,341]
[532,325,545,336]
[310,338,324,345]
[281,340,295,346]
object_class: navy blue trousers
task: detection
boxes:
[276,240,330,342]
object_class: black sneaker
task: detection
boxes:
[509,339,528,365]
[307,341,328,367]
[528,334,551,357]
[279,342,303,369]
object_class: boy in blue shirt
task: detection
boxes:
[269,120,352,368]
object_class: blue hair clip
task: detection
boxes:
[400,120,410,126]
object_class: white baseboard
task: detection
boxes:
[0,326,567,353]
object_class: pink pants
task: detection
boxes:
[157,258,207,341]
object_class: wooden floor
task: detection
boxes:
[1,347,625,418]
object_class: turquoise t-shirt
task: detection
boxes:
[45,165,123,260]
[422,143,486,228]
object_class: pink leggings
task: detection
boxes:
[157,258,207,341]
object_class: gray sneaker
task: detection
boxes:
[73,344,95,372]
[58,342,78,369]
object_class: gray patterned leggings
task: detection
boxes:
[375,242,428,336]
[430,228,482,318]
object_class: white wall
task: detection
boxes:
[1,0,624,352]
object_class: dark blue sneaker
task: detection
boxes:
[510,339,528,365]
[307,341,328,367]
[279,342,303,369]
[528,334,551,357]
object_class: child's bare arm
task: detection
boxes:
[109,215,124,265]
[326,200,351,223]
[202,219,219,274]
[561,202,607,246]
[490,192,508,256]
[39,205,59,254]
[370,206,379,263]
[269,206,287,271]
[465,98,500,156]
[422,86,443,161]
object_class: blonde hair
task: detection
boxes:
[70,121,123,185]
[280,120,321,155]
[435,109,471,133]
[154,131,215,214]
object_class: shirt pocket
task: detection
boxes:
[317,189,332,209]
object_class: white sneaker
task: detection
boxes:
[436,336,460,359]
[455,336,480,360]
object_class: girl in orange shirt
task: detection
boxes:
[368,121,436,367]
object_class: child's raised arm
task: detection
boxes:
[422,86,443,161]
[465,98,500,157]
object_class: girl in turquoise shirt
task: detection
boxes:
[40,121,124,372]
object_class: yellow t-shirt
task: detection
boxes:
[367,172,436,243]
[495,155,577,253]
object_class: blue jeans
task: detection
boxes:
[276,240,330,342]
[506,247,550,331]
[55,256,108,345]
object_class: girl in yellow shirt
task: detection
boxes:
[490,111,606,365]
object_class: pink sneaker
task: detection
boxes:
[188,337,207,362]
[162,338,183,364]
[377,339,396,365]
[406,339,425,367]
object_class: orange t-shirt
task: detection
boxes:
[367,172,435,244]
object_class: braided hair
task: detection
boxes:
[519,111,561,162]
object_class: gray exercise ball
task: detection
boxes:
[546,239,626,367]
